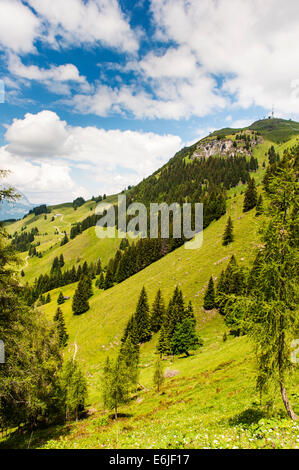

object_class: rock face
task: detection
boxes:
[193,139,235,159]
[191,136,258,160]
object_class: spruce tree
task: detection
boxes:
[203,276,215,310]
[57,291,65,305]
[46,293,51,303]
[222,216,234,245]
[255,194,263,216]
[243,177,258,212]
[104,267,114,290]
[134,287,151,343]
[225,160,299,420]
[72,277,90,315]
[102,356,131,420]
[97,272,105,289]
[61,359,87,421]
[153,357,164,392]
[54,307,69,347]
[150,289,165,333]
[118,334,140,387]
[170,318,203,356]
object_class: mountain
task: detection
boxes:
[2,118,298,449]
[0,191,35,221]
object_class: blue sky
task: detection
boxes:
[0,0,299,204]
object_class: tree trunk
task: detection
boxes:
[280,382,298,421]
[115,404,118,420]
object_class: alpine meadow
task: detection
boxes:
[0,0,298,455]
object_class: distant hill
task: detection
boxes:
[209,117,299,144]
[0,191,35,221]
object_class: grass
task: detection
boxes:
[2,132,299,449]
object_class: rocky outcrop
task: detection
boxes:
[191,136,258,160]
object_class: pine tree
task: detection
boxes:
[150,289,165,333]
[54,307,69,347]
[243,177,258,212]
[184,301,196,325]
[170,318,203,356]
[72,277,90,315]
[61,359,87,421]
[119,335,139,387]
[57,291,65,304]
[225,159,299,420]
[255,194,263,216]
[59,254,65,267]
[153,357,164,392]
[134,287,151,343]
[46,293,51,303]
[222,216,234,245]
[96,272,105,289]
[156,324,170,356]
[60,233,69,246]
[81,274,93,299]
[21,269,25,277]
[203,276,215,310]
[102,356,131,420]
[104,267,114,290]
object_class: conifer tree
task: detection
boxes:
[46,293,51,303]
[255,194,263,216]
[243,177,258,212]
[72,277,89,315]
[81,274,93,299]
[225,160,299,420]
[156,324,170,356]
[153,357,164,392]
[54,307,69,347]
[59,254,65,267]
[21,269,25,277]
[119,334,139,387]
[203,276,215,310]
[96,272,105,289]
[134,287,151,343]
[60,233,69,246]
[150,289,165,333]
[222,216,234,245]
[170,318,202,356]
[61,359,87,421]
[57,291,65,305]
[104,267,114,290]
[102,356,131,420]
[184,301,196,325]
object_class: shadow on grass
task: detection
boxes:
[0,422,71,450]
[109,413,133,420]
[229,407,267,426]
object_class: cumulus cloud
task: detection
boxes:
[7,54,90,95]
[28,0,139,53]
[0,0,138,54]
[150,0,299,117]
[0,111,182,203]
[0,0,40,54]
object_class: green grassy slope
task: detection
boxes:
[2,123,298,449]
[38,194,263,397]
[5,196,121,282]
[2,193,298,449]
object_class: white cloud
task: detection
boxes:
[7,54,90,95]
[0,0,40,53]
[70,69,227,120]
[150,0,299,117]
[0,0,138,55]
[1,111,182,203]
[0,147,87,204]
[28,0,138,53]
